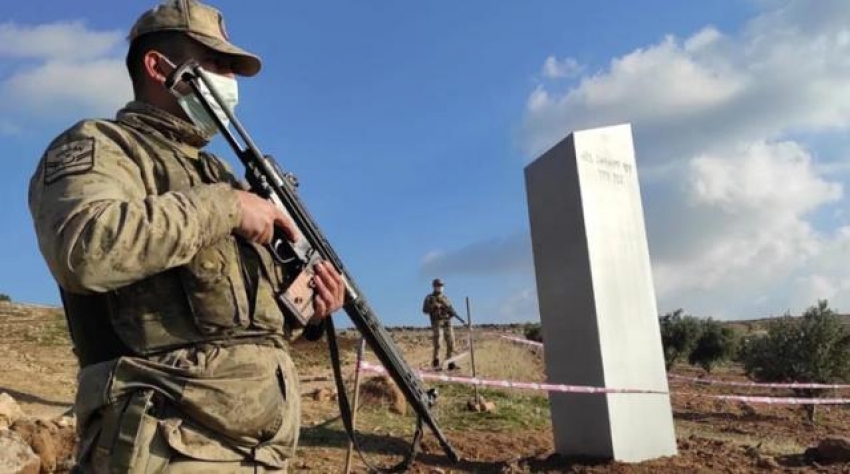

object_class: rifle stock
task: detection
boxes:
[166,61,460,468]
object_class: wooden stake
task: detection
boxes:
[344,338,367,474]
[466,297,480,404]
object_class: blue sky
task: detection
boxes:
[5,0,850,325]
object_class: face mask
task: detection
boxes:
[435,286,443,294]
[177,71,239,136]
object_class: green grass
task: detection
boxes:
[431,383,550,432]
[300,382,550,453]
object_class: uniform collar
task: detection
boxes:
[116,101,213,157]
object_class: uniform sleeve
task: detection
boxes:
[422,295,431,314]
[28,120,242,294]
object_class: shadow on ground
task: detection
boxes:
[0,386,71,409]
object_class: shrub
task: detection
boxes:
[0,293,10,302]
[659,309,702,370]
[687,318,738,373]
[741,300,850,423]
[524,323,542,343]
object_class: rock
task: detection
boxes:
[0,393,26,429]
[756,455,779,469]
[465,396,497,413]
[55,415,75,429]
[812,437,850,464]
[738,401,758,418]
[0,430,40,474]
[11,418,76,473]
[311,388,335,402]
[743,443,762,458]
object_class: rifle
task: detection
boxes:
[442,306,467,326]
[165,62,460,471]
[429,297,467,326]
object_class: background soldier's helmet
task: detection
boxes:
[432,278,444,287]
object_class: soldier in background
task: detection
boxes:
[422,278,459,371]
[28,1,344,472]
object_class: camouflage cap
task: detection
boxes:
[129,0,261,76]
[432,278,444,287]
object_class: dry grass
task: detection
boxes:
[338,332,552,434]
[0,303,68,346]
[470,337,545,383]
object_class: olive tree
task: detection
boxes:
[687,318,737,373]
[659,309,702,370]
[741,300,850,423]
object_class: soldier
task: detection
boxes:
[28,1,345,472]
[422,278,459,371]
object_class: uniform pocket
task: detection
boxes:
[181,236,250,335]
[260,350,300,457]
[176,345,285,445]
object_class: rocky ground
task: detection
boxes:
[2,301,850,472]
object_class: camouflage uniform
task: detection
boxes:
[422,291,456,365]
[28,2,303,472]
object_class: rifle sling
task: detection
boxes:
[326,318,424,473]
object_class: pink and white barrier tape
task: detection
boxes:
[359,361,667,395]
[677,393,850,405]
[359,362,850,405]
[669,374,850,390]
[499,335,544,347]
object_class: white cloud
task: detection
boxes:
[0,21,122,60]
[4,59,130,118]
[0,21,130,130]
[513,0,850,319]
[652,141,841,303]
[689,141,841,215]
[522,1,850,166]
[541,56,582,79]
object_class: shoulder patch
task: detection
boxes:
[44,138,95,184]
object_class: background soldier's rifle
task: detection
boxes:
[447,306,468,326]
[434,301,467,326]
[166,61,460,472]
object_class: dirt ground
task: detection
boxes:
[2,301,850,472]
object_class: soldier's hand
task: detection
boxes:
[312,261,345,319]
[235,190,298,244]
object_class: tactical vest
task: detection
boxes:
[425,293,452,320]
[62,116,288,367]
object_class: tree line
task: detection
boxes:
[524,300,850,422]
[660,300,850,422]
